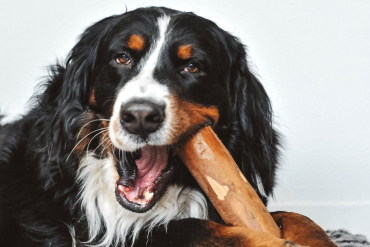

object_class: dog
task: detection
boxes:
[0,7,337,247]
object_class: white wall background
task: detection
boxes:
[1,0,369,237]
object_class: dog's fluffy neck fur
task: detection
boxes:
[77,154,208,246]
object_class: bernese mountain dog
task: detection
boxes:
[0,6,336,247]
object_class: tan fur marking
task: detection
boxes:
[177,45,192,59]
[75,122,92,156]
[90,89,97,106]
[74,113,112,157]
[167,95,219,143]
[128,34,145,51]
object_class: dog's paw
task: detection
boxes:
[207,223,302,247]
[271,211,337,247]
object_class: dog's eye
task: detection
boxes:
[183,63,199,73]
[115,54,131,65]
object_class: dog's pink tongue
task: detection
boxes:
[134,146,169,188]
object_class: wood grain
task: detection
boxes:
[176,126,281,238]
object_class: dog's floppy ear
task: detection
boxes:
[35,16,117,167]
[61,16,117,105]
[40,16,116,107]
[222,35,280,204]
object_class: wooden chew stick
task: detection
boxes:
[176,126,281,238]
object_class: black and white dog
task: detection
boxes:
[0,7,287,246]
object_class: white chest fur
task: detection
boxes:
[77,154,208,246]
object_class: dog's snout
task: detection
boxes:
[120,101,165,139]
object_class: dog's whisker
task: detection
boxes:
[66,127,109,161]
[102,98,115,108]
[93,138,109,157]
[99,142,113,159]
[99,134,115,158]
[92,132,110,154]
[76,119,110,139]
[85,129,110,159]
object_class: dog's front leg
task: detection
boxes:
[271,212,337,247]
[133,218,298,247]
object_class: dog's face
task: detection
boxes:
[61,7,277,220]
[85,9,232,212]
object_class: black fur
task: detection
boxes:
[0,7,279,246]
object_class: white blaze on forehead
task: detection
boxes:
[109,15,173,151]
[114,15,171,107]
[136,15,171,80]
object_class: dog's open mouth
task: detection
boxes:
[115,146,176,213]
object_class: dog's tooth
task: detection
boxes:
[144,190,154,201]
[118,185,126,193]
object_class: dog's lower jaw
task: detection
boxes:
[77,153,208,246]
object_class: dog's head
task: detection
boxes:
[45,7,278,216]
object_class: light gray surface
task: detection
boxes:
[1,0,369,237]
[328,230,370,247]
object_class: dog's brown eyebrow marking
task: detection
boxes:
[177,45,192,59]
[127,34,145,51]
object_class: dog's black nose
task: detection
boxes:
[120,101,165,139]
